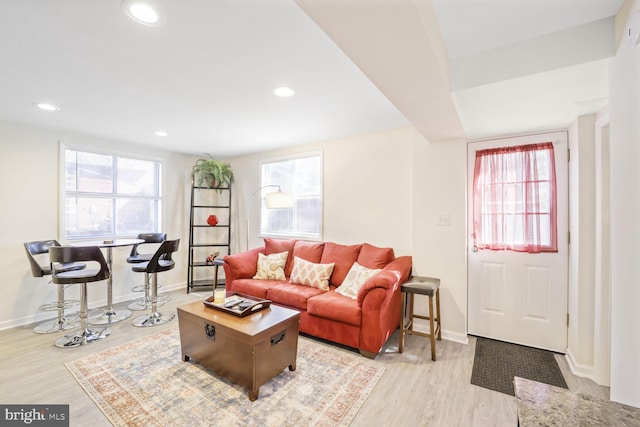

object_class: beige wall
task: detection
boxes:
[0,119,193,329]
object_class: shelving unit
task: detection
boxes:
[187,179,231,293]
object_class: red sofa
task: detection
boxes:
[223,238,412,358]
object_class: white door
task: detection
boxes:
[467,131,568,352]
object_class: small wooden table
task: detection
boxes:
[177,300,300,401]
[71,238,144,324]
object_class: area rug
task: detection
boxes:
[66,328,385,427]
[470,336,568,396]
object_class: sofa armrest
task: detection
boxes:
[356,256,412,306]
[223,247,265,291]
[356,255,412,356]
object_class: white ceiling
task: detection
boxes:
[0,0,625,157]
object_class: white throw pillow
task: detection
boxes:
[289,256,335,291]
[336,262,381,299]
[253,251,288,280]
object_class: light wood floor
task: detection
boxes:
[0,289,609,426]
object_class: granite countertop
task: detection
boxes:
[514,377,640,426]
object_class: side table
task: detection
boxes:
[399,275,442,361]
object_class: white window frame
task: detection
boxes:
[259,150,323,241]
[59,143,163,241]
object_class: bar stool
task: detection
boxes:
[399,276,442,361]
[24,240,85,334]
[126,232,169,310]
[49,245,111,348]
[131,238,179,327]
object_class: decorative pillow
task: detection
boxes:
[252,251,288,280]
[289,256,335,291]
[336,262,381,299]
[320,242,362,287]
[265,238,297,276]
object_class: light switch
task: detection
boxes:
[437,213,451,227]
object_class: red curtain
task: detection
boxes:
[473,142,557,253]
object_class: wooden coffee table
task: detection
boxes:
[177,300,300,401]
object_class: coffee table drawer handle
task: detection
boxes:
[270,330,286,346]
[205,323,215,341]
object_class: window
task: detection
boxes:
[62,146,162,240]
[260,151,322,240]
[472,142,557,253]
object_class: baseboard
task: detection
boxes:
[410,318,469,345]
[0,281,187,332]
[565,348,596,380]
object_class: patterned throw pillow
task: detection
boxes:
[253,251,288,280]
[289,256,335,291]
[336,262,382,299]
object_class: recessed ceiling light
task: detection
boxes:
[273,86,296,98]
[154,131,167,137]
[34,102,60,111]
[121,0,163,26]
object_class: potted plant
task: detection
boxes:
[191,157,234,191]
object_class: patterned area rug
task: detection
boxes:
[66,328,384,427]
[470,336,568,396]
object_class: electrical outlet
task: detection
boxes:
[437,213,451,227]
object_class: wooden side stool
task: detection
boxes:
[399,276,442,361]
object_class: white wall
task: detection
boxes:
[229,127,414,254]
[0,119,194,330]
[567,115,597,377]
[609,0,640,407]
[228,126,469,341]
[411,130,468,343]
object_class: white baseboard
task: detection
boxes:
[410,318,469,345]
[0,281,187,332]
[565,347,596,380]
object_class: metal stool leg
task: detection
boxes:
[34,284,79,334]
[132,273,175,327]
[55,282,110,348]
[128,272,170,311]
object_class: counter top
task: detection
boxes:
[514,377,640,426]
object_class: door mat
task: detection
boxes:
[66,327,385,426]
[470,336,568,396]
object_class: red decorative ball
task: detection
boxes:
[207,215,219,226]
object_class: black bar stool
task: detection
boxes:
[24,240,85,334]
[399,276,442,361]
[131,239,180,327]
[49,245,111,348]
[126,232,169,310]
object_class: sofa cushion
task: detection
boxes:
[307,291,362,326]
[224,248,264,279]
[336,262,382,299]
[289,256,335,291]
[267,283,326,310]
[264,238,297,277]
[253,251,288,280]
[357,243,395,269]
[292,241,324,263]
[320,242,362,287]
[231,279,284,299]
